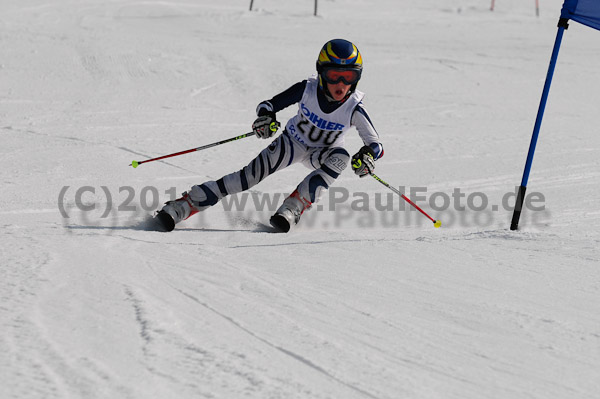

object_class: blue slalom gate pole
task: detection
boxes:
[510,18,569,230]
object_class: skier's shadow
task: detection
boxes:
[63,218,277,234]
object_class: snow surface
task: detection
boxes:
[1,0,600,398]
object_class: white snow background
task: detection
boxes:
[1,0,599,398]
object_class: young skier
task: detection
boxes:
[155,38,384,232]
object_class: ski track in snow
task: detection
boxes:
[2,0,600,398]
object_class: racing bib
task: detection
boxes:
[286,76,364,147]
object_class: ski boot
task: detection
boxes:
[270,190,312,233]
[155,192,198,232]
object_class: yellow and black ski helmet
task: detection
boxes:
[316,39,363,92]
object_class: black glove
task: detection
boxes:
[252,112,280,139]
[351,145,376,178]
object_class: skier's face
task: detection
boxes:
[327,81,351,101]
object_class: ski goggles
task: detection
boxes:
[321,68,361,85]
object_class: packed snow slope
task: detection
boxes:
[1,0,599,398]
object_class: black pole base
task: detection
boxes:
[510,185,527,231]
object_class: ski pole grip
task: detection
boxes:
[269,121,281,132]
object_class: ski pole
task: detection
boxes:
[369,173,442,228]
[129,122,280,168]
[130,131,255,168]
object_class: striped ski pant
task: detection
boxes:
[186,131,350,210]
